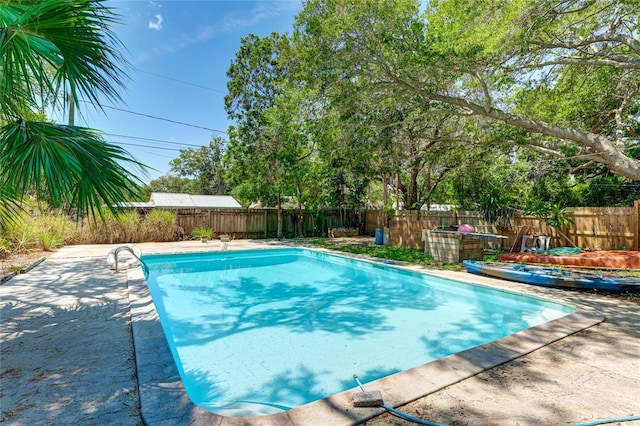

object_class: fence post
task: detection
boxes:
[633,200,640,250]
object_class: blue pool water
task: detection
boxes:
[142,248,574,417]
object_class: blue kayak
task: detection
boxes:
[463,260,640,292]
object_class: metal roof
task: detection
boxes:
[114,201,154,208]
[150,193,242,209]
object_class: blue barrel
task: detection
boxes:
[375,228,384,245]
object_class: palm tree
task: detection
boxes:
[0,0,145,222]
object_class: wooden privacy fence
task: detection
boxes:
[364,200,640,251]
[388,220,437,249]
[509,206,638,251]
[173,208,361,239]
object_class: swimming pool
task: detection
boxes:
[140,248,575,418]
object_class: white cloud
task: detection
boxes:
[136,2,300,63]
[219,2,299,33]
[148,1,162,8]
[148,14,163,30]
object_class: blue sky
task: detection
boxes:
[74,1,302,183]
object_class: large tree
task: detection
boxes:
[140,176,198,200]
[0,0,144,222]
[224,33,287,211]
[293,5,492,211]
[168,136,228,195]
[225,33,317,237]
[294,0,640,180]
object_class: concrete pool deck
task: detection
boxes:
[1,240,639,425]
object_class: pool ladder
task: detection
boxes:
[114,245,150,276]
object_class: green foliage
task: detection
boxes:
[1,207,79,252]
[514,66,623,134]
[38,229,60,252]
[289,0,640,186]
[0,121,144,219]
[526,162,580,207]
[168,136,229,195]
[293,0,434,209]
[81,208,134,244]
[425,0,518,63]
[0,203,180,253]
[118,210,142,242]
[545,203,574,229]
[571,174,640,207]
[37,212,78,250]
[142,209,177,242]
[384,203,395,220]
[0,0,128,115]
[3,217,37,252]
[318,149,374,210]
[0,184,22,227]
[224,33,288,207]
[142,176,199,198]
[478,187,517,228]
[441,153,528,213]
[77,208,177,243]
[0,0,146,223]
[191,227,213,239]
[525,201,574,228]
[225,33,320,237]
[185,0,640,212]
[0,235,11,258]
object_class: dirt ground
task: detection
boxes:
[0,250,49,276]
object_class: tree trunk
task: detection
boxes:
[296,178,304,237]
[395,172,400,210]
[407,167,420,209]
[276,192,283,239]
[382,174,388,227]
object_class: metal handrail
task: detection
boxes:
[114,246,149,276]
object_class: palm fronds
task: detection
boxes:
[0,0,147,223]
[0,120,144,220]
[0,0,129,117]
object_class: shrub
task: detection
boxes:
[0,206,79,252]
[3,210,38,251]
[39,229,60,251]
[79,208,121,244]
[143,209,177,242]
[191,226,213,240]
[119,210,142,243]
[76,208,142,244]
[35,211,79,250]
[0,236,12,258]
[77,208,177,243]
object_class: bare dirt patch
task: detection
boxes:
[0,250,50,276]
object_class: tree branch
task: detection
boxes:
[571,159,597,174]
[471,71,492,113]
[385,73,640,179]
[532,33,640,55]
[506,56,640,71]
